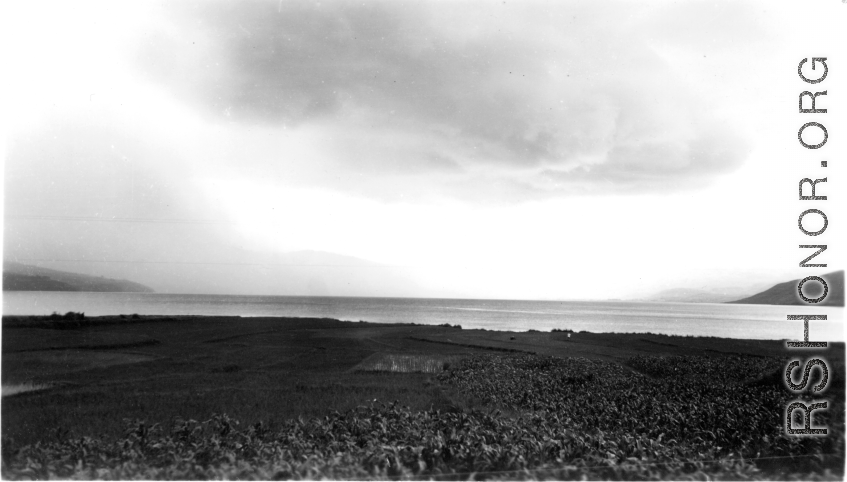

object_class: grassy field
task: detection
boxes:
[2,315,844,479]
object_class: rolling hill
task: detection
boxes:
[642,286,764,304]
[2,262,154,293]
[729,270,844,306]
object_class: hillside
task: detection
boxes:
[643,286,762,304]
[2,262,154,293]
[729,270,844,306]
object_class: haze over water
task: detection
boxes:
[4,292,842,342]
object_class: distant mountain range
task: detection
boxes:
[5,258,843,306]
[642,286,763,304]
[2,262,154,293]
[729,270,844,307]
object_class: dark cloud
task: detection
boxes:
[138,0,753,199]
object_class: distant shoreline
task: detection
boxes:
[3,313,841,346]
[3,293,844,341]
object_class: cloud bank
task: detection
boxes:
[138,0,751,201]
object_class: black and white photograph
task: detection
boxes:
[2,0,845,479]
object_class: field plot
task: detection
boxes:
[352,352,461,373]
[2,327,159,353]
[2,351,160,383]
[1,382,52,397]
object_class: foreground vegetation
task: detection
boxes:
[441,354,844,479]
[2,316,844,479]
[3,353,844,479]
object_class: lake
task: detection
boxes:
[2,291,843,341]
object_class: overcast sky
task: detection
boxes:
[3,0,845,299]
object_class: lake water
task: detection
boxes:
[2,292,843,341]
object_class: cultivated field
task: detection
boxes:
[352,353,462,374]
[2,315,844,479]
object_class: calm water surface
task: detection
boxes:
[3,292,843,341]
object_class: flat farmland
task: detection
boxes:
[2,315,844,479]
